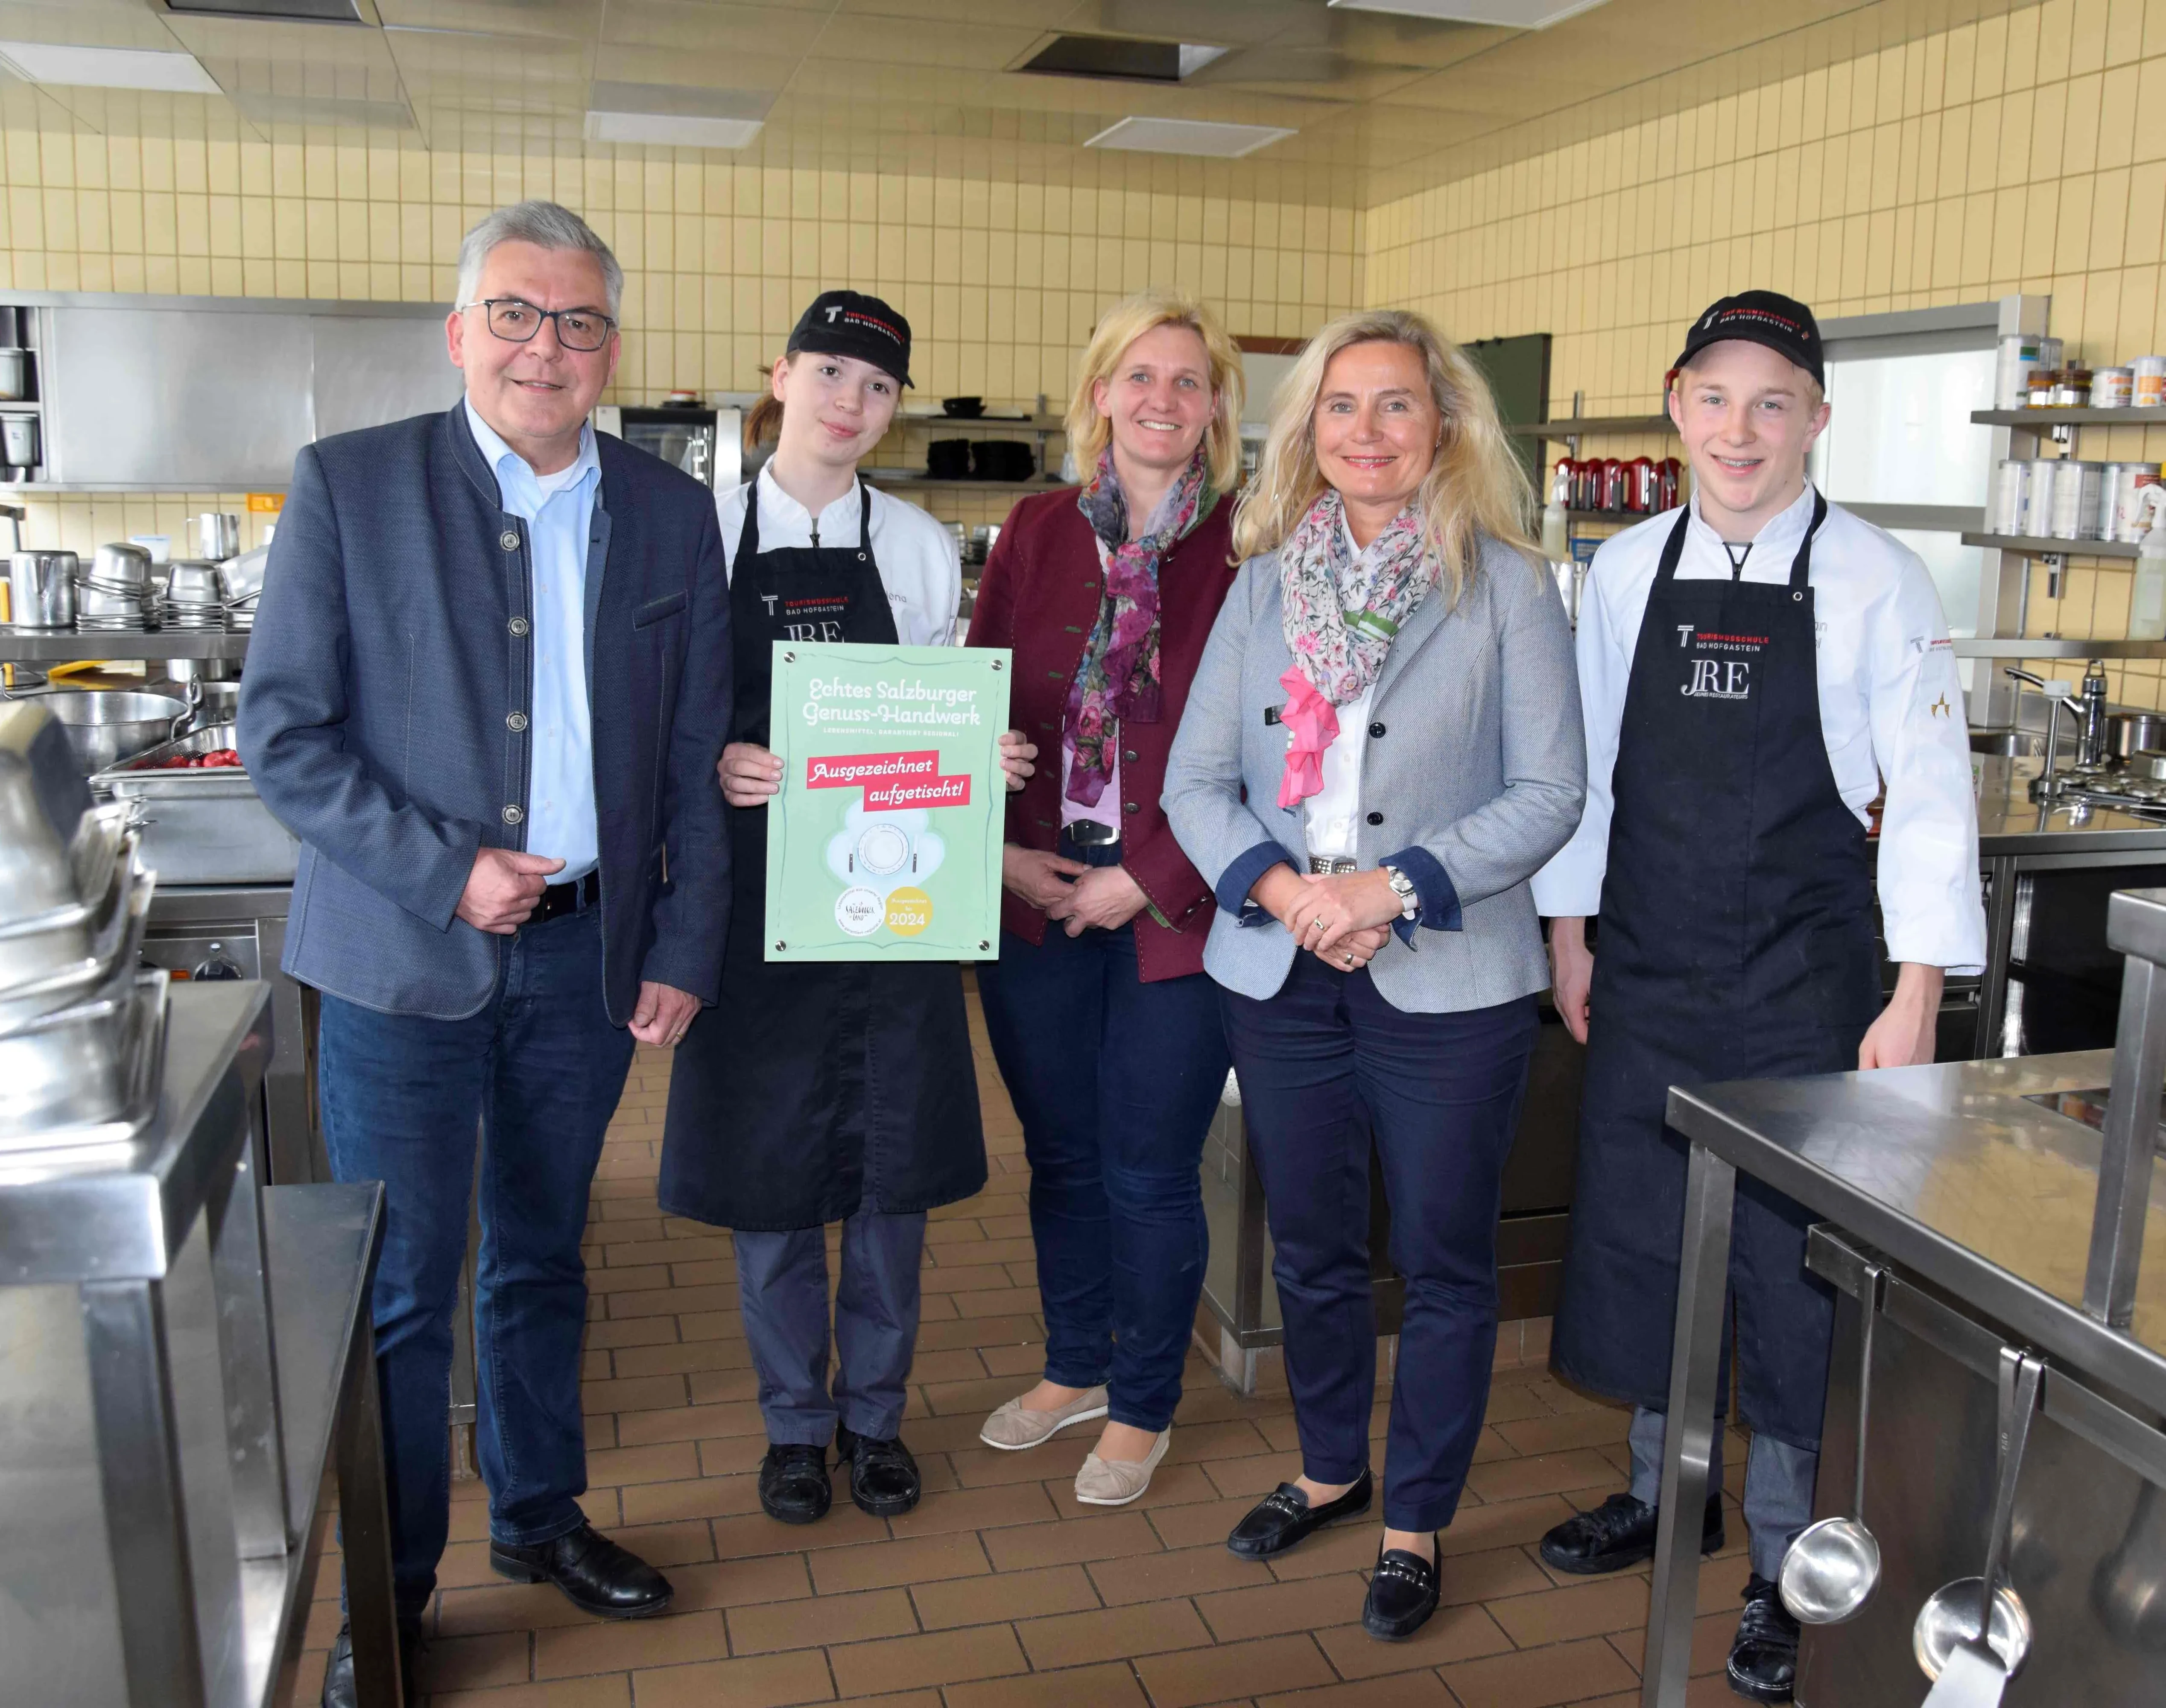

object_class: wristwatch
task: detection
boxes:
[1380,863,1419,922]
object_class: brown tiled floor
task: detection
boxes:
[288,988,1760,1708]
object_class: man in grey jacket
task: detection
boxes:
[239,200,730,1705]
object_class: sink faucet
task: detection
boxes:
[2006,667,2082,797]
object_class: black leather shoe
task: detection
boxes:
[1727,1574,1800,1702]
[488,1521,672,1619]
[1362,1535,1442,1640]
[836,1424,921,1517]
[759,1442,833,1524]
[1226,1468,1375,1559]
[319,1617,420,1707]
[1538,1489,1725,1576]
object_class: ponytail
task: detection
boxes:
[744,389,783,449]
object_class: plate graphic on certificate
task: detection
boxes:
[765,641,1009,961]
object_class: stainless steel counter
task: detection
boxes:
[1975,754,2166,856]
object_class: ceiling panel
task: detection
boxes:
[373,0,601,37]
[598,1,830,53]
[592,43,805,88]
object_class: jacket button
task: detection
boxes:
[506,712,528,732]
[1366,810,1384,826]
[509,616,529,637]
[1123,801,1140,815]
[1368,721,1386,738]
[1122,749,1138,762]
[502,804,524,825]
[500,530,520,551]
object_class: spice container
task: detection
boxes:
[2095,366,2134,408]
[2055,368,2093,408]
[2106,463,2164,542]
[2026,369,2058,408]
[2136,356,2166,409]
[1991,459,2030,534]
[1996,334,2051,409]
[2047,459,2107,539]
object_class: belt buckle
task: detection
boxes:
[1307,856,1358,875]
[1068,821,1120,848]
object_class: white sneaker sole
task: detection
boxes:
[1074,1476,1151,1507]
[979,1403,1109,1451]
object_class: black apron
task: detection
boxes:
[657,482,986,1232]
[1552,494,1880,1450]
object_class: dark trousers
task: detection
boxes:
[734,1209,926,1443]
[976,839,1231,1431]
[316,904,634,1621]
[1221,954,1538,1533]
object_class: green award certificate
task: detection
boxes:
[764,640,1011,962]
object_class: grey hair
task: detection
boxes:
[455,200,623,319]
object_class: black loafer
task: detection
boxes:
[1226,1468,1374,1558]
[319,1617,421,1708]
[1727,1573,1800,1702]
[836,1424,921,1517]
[1362,1535,1442,1640]
[1538,1489,1725,1576]
[488,1521,672,1619]
[758,1442,833,1525]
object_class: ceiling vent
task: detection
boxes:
[1017,35,1227,84]
[163,0,368,20]
[1083,117,1294,158]
[585,82,769,150]
[1326,0,1611,28]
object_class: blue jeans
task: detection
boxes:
[734,1209,926,1444]
[317,904,636,1621]
[1221,953,1538,1533]
[976,840,1231,1432]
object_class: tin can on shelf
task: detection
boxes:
[2136,356,2166,409]
[2095,366,2135,407]
[2027,369,2058,408]
[2106,463,2164,541]
[2056,369,2093,407]
[1996,334,2051,408]
[1991,459,2031,534]
[2047,459,2106,539]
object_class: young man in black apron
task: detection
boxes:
[1530,293,1986,1702]
[658,293,1026,1526]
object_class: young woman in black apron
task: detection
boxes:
[658,291,1031,1526]
[1533,295,1984,1705]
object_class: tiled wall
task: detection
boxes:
[1366,0,2166,700]
[0,123,1365,549]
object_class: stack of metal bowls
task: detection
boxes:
[163,559,230,631]
[74,541,159,633]
[0,699,166,1145]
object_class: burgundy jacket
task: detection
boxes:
[968,486,1238,982]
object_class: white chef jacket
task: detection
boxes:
[1530,483,1987,974]
[717,466,960,648]
[1303,515,1383,860]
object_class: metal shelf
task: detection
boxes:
[1961,532,2141,559]
[0,626,251,661]
[897,413,1065,431]
[1953,638,2166,658]
[863,471,1062,492]
[1972,407,2166,427]
[1507,415,1676,439]
[1567,507,1663,524]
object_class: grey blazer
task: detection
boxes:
[1163,532,1585,1012]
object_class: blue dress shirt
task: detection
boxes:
[463,398,602,882]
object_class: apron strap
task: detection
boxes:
[1652,505,1692,587]
[737,472,763,562]
[1788,490,1830,591]
[857,477,872,559]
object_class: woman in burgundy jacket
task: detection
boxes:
[968,289,1244,1507]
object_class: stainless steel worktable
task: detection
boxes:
[1636,1051,2166,1703]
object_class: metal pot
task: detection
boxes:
[2130,749,2166,782]
[2107,712,2166,761]
[1,413,37,469]
[195,512,240,561]
[6,550,75,629]
[0,348,31,402]
[36,690,189,775]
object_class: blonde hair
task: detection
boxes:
[1064,290,1245,494]
[1231,308,1540,606]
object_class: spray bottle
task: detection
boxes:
[1541,460,1570,563]
[2131,483,2166,642]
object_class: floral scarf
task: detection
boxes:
[1062,446,1211,806]
[1276,489,1436,808]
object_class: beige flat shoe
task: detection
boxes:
[1074,1429,1171,1507]
[979,1385,1110,1451]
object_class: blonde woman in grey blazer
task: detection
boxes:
[1163,308,1584,1643]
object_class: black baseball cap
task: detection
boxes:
[1673,291,1823,388]
[786,290,913,389]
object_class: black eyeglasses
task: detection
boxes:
[459,298,616,353]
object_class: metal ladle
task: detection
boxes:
[1913,1348,2045,1686]
[1780,1261,1885,1623]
